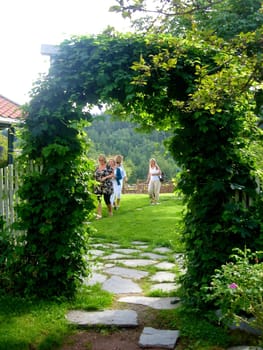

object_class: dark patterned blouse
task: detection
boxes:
[94,165,113,195]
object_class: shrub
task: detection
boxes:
[205,248,263,334]
[0,224,16,293]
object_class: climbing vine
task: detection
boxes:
[7,30,262,304]
[11,80,97,298]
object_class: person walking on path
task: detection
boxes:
[108,158,118,209]
[112,154,127,210]
[147,158,162,205]
[94,154,114,218]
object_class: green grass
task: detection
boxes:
[0,285,113,350]
[1,193,261,349]
[91,193,185,251]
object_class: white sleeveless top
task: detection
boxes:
[150,166,160,181]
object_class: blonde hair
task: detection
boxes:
[98,154,106,163]
[115,154,123,164]
[108,158,116,166]
[149,158,159,169]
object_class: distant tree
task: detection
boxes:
[86,115,179,183]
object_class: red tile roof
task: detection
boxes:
[0,94,22,119]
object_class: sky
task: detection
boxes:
[0,0,131,105]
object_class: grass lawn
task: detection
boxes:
[0,193,261,349]
[91,193,185,251]
[0,285,113,350]
[0,193,186,350]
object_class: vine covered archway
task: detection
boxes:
[11,32,263,304]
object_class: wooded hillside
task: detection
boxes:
[86,115,180,183]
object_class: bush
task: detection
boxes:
[205,248,263,335]
[0,225,16,293]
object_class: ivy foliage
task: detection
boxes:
[10,80,96,298]
[11,29,263,304]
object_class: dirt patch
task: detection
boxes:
[60,327,166,350]
[60,304,176,350]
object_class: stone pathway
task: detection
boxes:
[66,239,262,349]
[67,239,181,349]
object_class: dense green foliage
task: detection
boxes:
[86,115,180,182]
[110,0,263,308]
[112,0,263,40]
[206,248,263,333]
[5,100,97,297]
[38,30,262,307]
[1,0,261,306]
[195,0,263,39]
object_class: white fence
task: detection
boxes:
[0,164,20,228]
[0,162,42,230]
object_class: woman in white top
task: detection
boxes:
[108,158,117,208]
[147,158,162,205]
[113,154,127,209]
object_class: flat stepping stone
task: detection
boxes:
[102,276,142,294]
[104,266,149,279]
[150,283,178,292]
[89,249,105,257]
[150,271,175,282]
[142,252,165,260]
[121,259,156,267]
[66,309,138,327]
[153,247,172,254]
[139,327,180,349]
[155,262,176,270]
[114,248,141,254]
[91,243,105,248]
[101,263,115,268]
[228,318,262,336]
[228,347,263,350]
[83,272,107,286]
[105,243,121,248]
[101,253,126,260]
[118,296,178,310]
[136,245,149,250]
[132,241,148,246]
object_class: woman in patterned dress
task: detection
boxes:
[94,154,114,218]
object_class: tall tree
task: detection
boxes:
[111,0,263,39]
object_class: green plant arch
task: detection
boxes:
[13,31,263,305]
